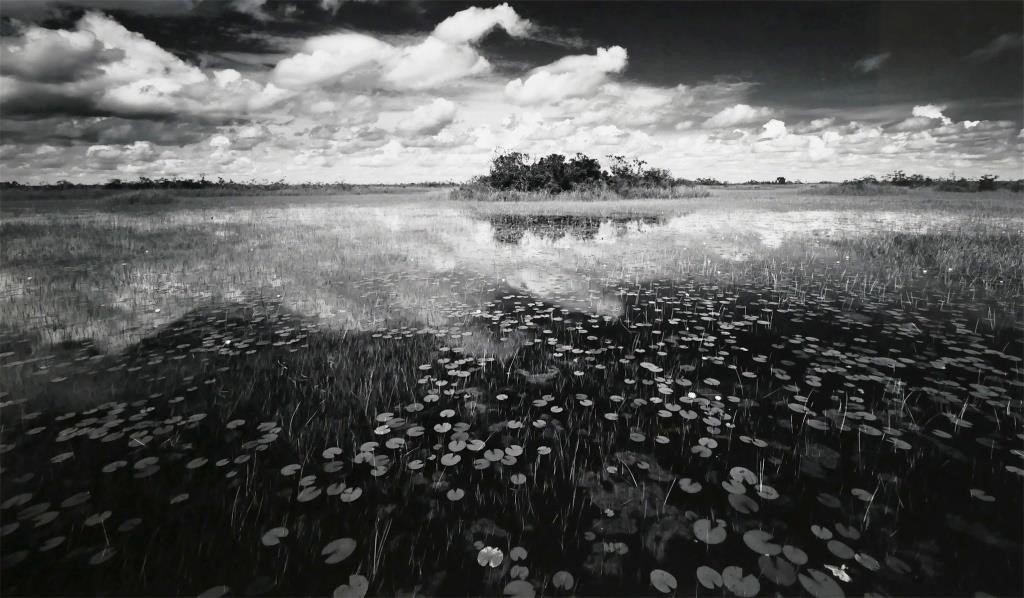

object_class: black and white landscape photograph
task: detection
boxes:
[0,1,1022,596]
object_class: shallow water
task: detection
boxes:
[1,196,1022,596]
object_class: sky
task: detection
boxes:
[1,0,1021,184]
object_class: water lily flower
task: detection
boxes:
[477,546,503,567]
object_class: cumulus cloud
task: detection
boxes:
[432,3,532,44]
[0,12,291,119]
[704,104,773,128]
[0,25,122,83]
[396,98,457,136]
[794,117,836,133]
[912,104,951,123]
[85,140,156,170]
[806,135,836,162]
[272,33,395,88]
[382,37,493,89]
[272,3,532,90]
[759,119,787,140]
[1,4,1020,184]
[504,46,627,105]
[853,52,891,73]
[208,134,231,149]
[894,104,955,130]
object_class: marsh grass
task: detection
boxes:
[802,182,910,196]
[1,188,1022,597]
[101,188,182,208]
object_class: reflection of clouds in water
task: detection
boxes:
[664,210,981,249]
[371,207,1015,322]
[329,208,640,319]
[502,267,623,317]
[8,201,1020,356]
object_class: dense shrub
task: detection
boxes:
[473,150,702,200]
[487,152,613,192]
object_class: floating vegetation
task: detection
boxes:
[1,197,1022,596]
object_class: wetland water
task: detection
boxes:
[1,195,1022,596]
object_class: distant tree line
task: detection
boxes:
[835,170,1021,192]
[0,176,456,192]
[739,177,805,185]
[0,176,350,191]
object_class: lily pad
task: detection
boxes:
[552,571,575,590]
[333,574,369,598]
[261,526,289,546]
[694,519,727,545]
[650,569,677,594]
[503,580,535,598]
[722,565,760,597]
[743,529,781,555]
[696,565,723,589]
[321,538,356,564]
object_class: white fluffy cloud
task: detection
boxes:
[759,119,787,140]
[911,104,953,124]
[894,104,956,131]
[396,98,458,136]
[208,134,231,149]
[704,104,773,128]
[0,25,120,83]
[272,3,532,91]
[382,36,493,90]
[806,135,837,162]
[504,46,627,105]
[86,140,156,170]
[272,33,395,89]
[432,3,532,44]
[1,5,1020,184]
[1,12,291,118]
